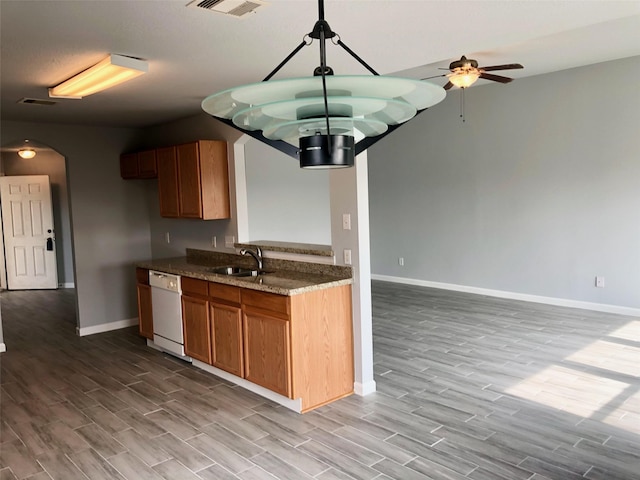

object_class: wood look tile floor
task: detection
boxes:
[0,283,638,480]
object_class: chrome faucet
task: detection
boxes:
[240,246,263,271]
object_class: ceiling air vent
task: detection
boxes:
[18,98,58,106]
[186,0,267,18]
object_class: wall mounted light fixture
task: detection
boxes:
[49,54,148,99]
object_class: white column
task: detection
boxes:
[330,151,376,396]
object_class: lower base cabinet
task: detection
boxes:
[136,268,153,339]
[243,310,291,397]
[176,276,353,412]
[182,295,211,363]
[211,302,244,377]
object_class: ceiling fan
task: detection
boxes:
[425,55,524,89]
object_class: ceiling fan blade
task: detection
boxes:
[443,81,454,90]
[481,63,524,72]
[421,74,446,80]
[479,73,513,84]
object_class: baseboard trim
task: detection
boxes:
[58,282,75,288]
[371,274,640,317]
[76,318,138,337]
[354,380,377,396]
[0,342,6,353]
[192,360,303,413]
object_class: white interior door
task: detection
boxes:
[0,175,58,290]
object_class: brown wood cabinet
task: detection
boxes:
[211,302,244,377]
[120,150,158,179]
[209,282,243,376]
[136,268,153,339]
[156,140,230,220]
[181,277,212,363]
[120,153,139,179]
[240,285,354,412]
[157,146,180,217]
[137,149,158,178]
[243,308,292,397]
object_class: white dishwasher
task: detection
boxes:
[149,271,190,360]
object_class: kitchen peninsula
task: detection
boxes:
[137,248,354,413]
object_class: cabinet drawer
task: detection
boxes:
[181,277,208,297]
[242,289,290,317]
[136,267,149,285]
[208,282,240,305]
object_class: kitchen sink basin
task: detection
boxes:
[209,266,273,277]
[209,266,257,277]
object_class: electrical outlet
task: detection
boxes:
[342,213,351,230]
[595,276,605,288]
[398,257,404,266]
[344,249,352,265]
[211,236,217,248]
[225,236,235,248]
[165,232,170,244]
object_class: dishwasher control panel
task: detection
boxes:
[149,271,181,293]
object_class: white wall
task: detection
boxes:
[369,56,640,310]
[1,149,75,286]
[245,139,331,245]
[0,120,151,329]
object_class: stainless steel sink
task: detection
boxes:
[208,266,274,277]
[209,266,258,277]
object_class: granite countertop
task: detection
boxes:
[137,251,352,296]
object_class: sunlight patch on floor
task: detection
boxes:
[506,364,629,417]
[506,321,640,434]
[609,320,640,342]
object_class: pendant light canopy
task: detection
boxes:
[202,0,445,168]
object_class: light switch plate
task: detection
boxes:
[342,213,351,230]
[225,236,235,248]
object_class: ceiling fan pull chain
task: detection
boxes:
[460,88,466,123]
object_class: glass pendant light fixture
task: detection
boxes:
[202,0,445,168]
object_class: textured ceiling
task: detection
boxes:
[1,0,639,129]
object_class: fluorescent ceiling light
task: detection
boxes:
[49,54,148,99]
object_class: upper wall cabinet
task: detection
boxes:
[120,149,158,179]
[159,140,230,220]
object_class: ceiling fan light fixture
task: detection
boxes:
[202,0,445,168]
[49,54,148,99]
[449,68,480,89]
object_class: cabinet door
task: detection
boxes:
[182,295,211,363]
[243,311,291,397]
[137,283,153,339]
[176,142,203,218]
[138,149,158,178]
[157,146,180,217]
[211,303,244,377]
[120,153,139,179]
